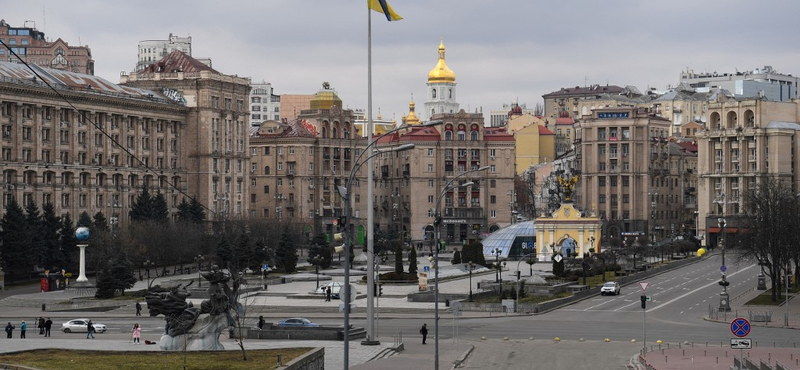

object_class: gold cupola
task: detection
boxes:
[404,99,421,125]
[427,40,456,83]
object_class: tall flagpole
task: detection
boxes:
[363,3,380,347]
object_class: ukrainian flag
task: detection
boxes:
[368,0,403,21]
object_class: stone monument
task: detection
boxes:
[145,265,242,351]
[70,227,94,289]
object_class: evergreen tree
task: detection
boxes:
[129,185,153,222]
[109,252,138,295]
[188,197,206,224]
[309,232,332,268]
[275,230,298,273]
[0,198,32,283]
[463,241,487,267]
[92,212,109,232]
[151,191,170,222]
[176,198,191,223]
[394,243,404,273]
[24,199,44,269]
[452,249,462,265]
[232,233,255,272]
[60,214,78,273]
[408,247,418,274]
[40,202,64,271]
[94,262,116,299]
[77,212,93,228]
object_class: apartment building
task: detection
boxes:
[0,19,93,75]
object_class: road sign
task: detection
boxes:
[731,318,751,337]
[639,282,649,292]
[423,266,430,272]
[262,264,270,272]
[553,254,563,263]
[339,284,357,303]
[730,338,752,349]
[721,265,727,273]
[332,219,338,225]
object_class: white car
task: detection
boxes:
[61,319,107,333]
[600,282,621,296]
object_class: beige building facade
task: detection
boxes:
[0,61,187,224]
[696,98,800,247]
[0,19,94,75]
[121,51,252,220]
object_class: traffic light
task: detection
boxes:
[379,285,383,296]
[718,280,730,286]
[640,295,647,309]
[337,216,346,229]
[516,270,521,280]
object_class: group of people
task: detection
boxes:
[4,318,53,339]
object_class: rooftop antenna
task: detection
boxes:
[584,76,588,87]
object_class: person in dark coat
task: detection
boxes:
[325,286,332,302]
[38,317,45,335]
[86,320,94,339]
[135,301,142,316]
[420,323,428,344]
[257,316,265,330]
[44,318,52,337]
[4,322,13,338]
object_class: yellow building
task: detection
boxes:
[534,202,602,261]
[509,114,555,175]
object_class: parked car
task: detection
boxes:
[274,317,321,327]
[600,281,621,296]
[61,319,107,333]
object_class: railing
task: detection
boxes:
[393,331,403,349]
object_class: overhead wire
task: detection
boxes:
[0,39,217,216]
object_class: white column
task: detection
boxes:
[76,244,89,282]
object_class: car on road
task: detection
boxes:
[274,317,321,327]
[600,281,621,296]
[61,319,107,333]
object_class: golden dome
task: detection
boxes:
[404,99,421,125]
[309,89,343,110]
[427,40,456,83]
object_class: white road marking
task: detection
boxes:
[647,264,756,313]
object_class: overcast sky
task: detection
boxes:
[5,0,799,123]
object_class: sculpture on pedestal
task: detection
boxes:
[145,265,241,350]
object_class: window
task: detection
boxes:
[264,147,270,155]
[264,166,270,175]
[610,177,618,186]
[263,185,269,194]
[598,177,606,186]
[428,164,434,172]
[599,194,606,204]
[428,149,434,156]
[490,210,496,218]
[623,194,630,203]
[490,179,496,188]
[490,195,496,204]
[428,195,434,203]
[622,176,630,187]
[489,165,496,173]
[428,180,434,188]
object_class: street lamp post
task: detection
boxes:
[718,217,730,311]
[194,255,204,288]
[337,123,438,367]
[493,248,502,283]
[143,260,154,290]
[311,255,323,290]
[468,261,475,302]
[432,165,489,370]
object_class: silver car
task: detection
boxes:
[61,319,107,333]
[600,282,621,296]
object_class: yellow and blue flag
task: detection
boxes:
[368,0,403,21]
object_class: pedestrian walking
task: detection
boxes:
[20,321,26,339]
[135,301,142,316]
[419,323,428,344]
[44,318,52,337]
[38,317,45,335]
[4,322,13,338]
[131,323,141,344]
[257,316,265,330]
[325,286,332,302]
[86,320,94,339]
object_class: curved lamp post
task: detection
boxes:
[468,261,475,302]
[311,255,323,290]
[432,165,490,370]
[143,260,155,290]
[338,121,442,367]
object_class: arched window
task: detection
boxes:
[343,129,350,139]
[321,127,328,138]
[445,130,453,141]
[449,89,452,99]
[431,109,435,117]
[432,89,437,99]
[726,111,737,129]
[471,131,479,141]
[264,166,270,175]
[744,110,755,128]
[457,129,466,141]
[332,128,338,139]
[709,112,721,129]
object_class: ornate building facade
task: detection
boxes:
[121,50,252,220]
[0,61,187,223]
[0,19,94,75]
[424,41,459,121]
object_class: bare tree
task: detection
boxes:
[736,177,797,302]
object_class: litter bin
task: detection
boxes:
[757,273,767,290]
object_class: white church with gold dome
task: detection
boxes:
[424,40,459,120]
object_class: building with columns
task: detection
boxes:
[120,50,252,221]
[424,40,459,120]
[0,61,187,223]
[695,97,800,247]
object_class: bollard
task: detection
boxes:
[42,304,46,312]
[725,351,727,357]
[665,355,668,363]
[716,357,718,364]
[704,350,707,356]
[683,349,685,356]
[277,354,282,366]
